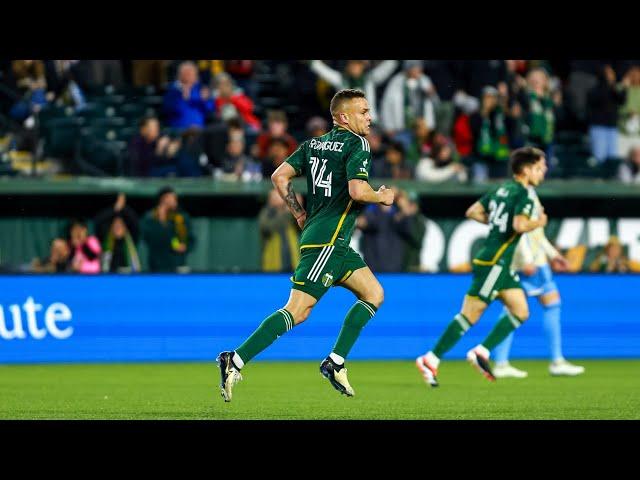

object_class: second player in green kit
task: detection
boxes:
[416,147,549,387]
[467,179,536,304]
[217,89,394,402]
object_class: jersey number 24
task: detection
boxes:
[488,200,509,233]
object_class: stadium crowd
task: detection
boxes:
[2,60,640,275]
[2,59,640,182]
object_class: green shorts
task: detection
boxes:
[291,244,367,300]
[467,261,523,304]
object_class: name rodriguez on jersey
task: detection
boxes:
[309,139,345,152]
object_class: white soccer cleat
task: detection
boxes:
[466,345,496,382]
[493,362,528,379]
[415,352,439,387]
[217,351,243,402]
[549,359,585,377]
[320,357,355,397]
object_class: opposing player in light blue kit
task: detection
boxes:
[492,176,585,378]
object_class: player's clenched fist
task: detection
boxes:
[378,185,395,206]
[538,210,548,228]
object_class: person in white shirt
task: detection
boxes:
[310,60,398,125]
[493,185,585,378]
[415,142,468,183]
[380,60,439,150]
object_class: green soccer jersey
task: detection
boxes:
[285,125,372,250]
[473,179,536,267]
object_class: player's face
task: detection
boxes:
[346,97,371,136]
[527,157,547,186]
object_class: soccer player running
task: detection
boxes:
[217,89,394,402]
[492,186,585,378]
[416,147,549,387]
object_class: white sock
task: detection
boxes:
[425,351,440,369]
[232,352,245,370]
[475,344,491,358]
[329,352,345,365]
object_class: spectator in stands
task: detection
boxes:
[44,60,78,99]
[381,60,439,150]
[261,137,290,179]
[356,189,409,272]
[306,116,329,137]
[201,117,247,171]
[215,136,261,182]
[94,193,141,273]
[9,60,48,122]
[258,188,301,272]
[415,142,468,183]
[589,236,631,273]
[395,189,427,272]
[140,186,195,273]
[163,61,215,130]
[253,110,298,160]
[30,238,71,273]
[618,66,640,158]
[423,60,471,135]
[367,125,387,176]
[587,64,627,163]
[452,100,477,162]
[128,116,181,177]
[464,60,509,102]
[214,72,261,133]
[371,141,411,179]
[565,60,604,128]
[51,66,86,110]
[225,60,257,100]
[517,68,561,159]
[174,127,208,177]
[469,86,511,180]
[618,145,640,184]
[310,59,398,124]
[406,117,434,168]
[504,60,529,148]
[11,60,47,96]
[67,219,102,274]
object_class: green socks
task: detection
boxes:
[234,299,379,368]
[235,308,294,365]
[432,313,472,358]
[481,311,524,351]
[332,300,377,358]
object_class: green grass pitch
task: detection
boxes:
[1,360,638,419]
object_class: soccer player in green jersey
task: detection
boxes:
[217,89,395,402]
[416,147,549,387]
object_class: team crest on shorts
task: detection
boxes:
[322,273,334,287]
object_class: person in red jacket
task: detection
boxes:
[214,72,261,133]
[253,110,298,160]
[452,111,474,158]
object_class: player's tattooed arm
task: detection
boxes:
[271,161,306,228]
[285,181,305,219]
[465,201,489,224]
